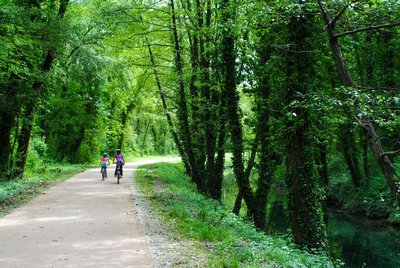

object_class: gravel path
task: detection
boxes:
[0,158,206,268]
[130,159,208,268]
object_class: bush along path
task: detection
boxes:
[0,159,180,268]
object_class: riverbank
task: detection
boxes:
[326,197,400,228]
[325,189,400,228]
[326,157,400,228]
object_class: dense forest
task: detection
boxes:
[1,0,399,257]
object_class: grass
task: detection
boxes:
[135,162,339,267]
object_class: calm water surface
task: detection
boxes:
[268,203,400,267]
[326,211,400,268]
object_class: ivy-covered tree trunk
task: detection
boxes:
[201,0,219,200]
[213,85,227,201]
[284,2,326,250]
[170,0,204,192]
[235,37,278,229]
[253,46,276,230]
[233,133,258,216]
[221,0,256,219]
[187,6,206,185]
[318,141,329,185]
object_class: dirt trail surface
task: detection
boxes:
[0,158,182,268]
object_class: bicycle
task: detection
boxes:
[116,165,122,184]
[101,166,108,181]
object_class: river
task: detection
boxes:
[267,203,400,267]
[326,210,400,267]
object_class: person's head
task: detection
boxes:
[116,149,121,154]
[102,152,108,157]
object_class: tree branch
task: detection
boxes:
[335,22,400,38]
[317,0,329,21]
[380,149,400,158]
[329,1,351,27]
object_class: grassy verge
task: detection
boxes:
[135,162,339,268]
[0,163,89,216]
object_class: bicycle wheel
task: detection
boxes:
[117,171,120,184]
[101,169,106,181]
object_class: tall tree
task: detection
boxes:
[170,0,205,191]
[220,0,260,222]
[283,0,326,250]
[18,0,69,176]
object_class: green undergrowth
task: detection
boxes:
[135,162,338,267]
[0,162,88,216]
[327,155,400,224]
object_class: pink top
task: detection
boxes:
[115,154,124,165]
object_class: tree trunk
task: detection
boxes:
[141,120,151,150]
[339,121,362,187]
[233,133,258,216]
[14,100,36,178]
[197,0,218,199]
[170,0,204,192]
[285,2,326,250]
[11,0,70,177]
[145,38,191,176]
[0,111,14,179]
[118,102,135,150]
[246,40,277,229]
[221,0,256,219]
[213,87,227,201]
[318,142,329,185]
[362,120,400,204]
[254,72,275,230]
[70,127,85,163]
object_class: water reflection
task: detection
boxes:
[326,211,400,268]
[267,202,400,267]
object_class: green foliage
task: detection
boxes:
[135,163,337,267]
[388,210,400,225]
[327,152,398,218]
[1,0,399,264]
